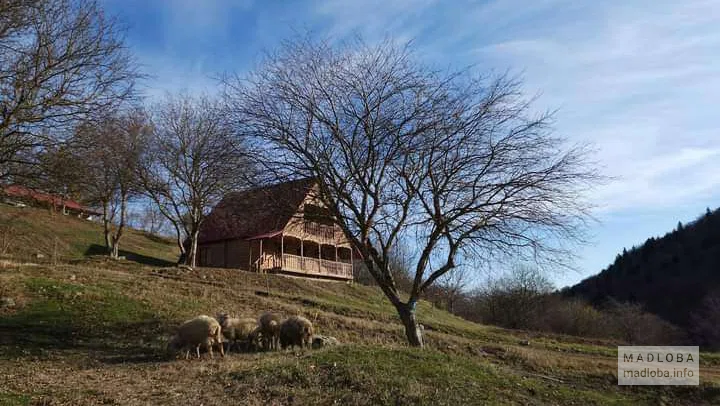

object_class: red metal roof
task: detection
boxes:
[2,185,100,215]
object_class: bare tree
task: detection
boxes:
[136,203,169,235]
[139,93,251,267]
[73,109,149,258]
[432,265,474,313]
[225,36,598,347]
[474,265,554,329]
[33,144,87,214]
[355,241,414,290]
[0,0,140,181]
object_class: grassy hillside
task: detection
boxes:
[0,204,178,265]
[1,205,720,405]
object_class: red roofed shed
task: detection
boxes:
[2,185,100,218]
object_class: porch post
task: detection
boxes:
[318,243,322,274]
[349,247,353,279]
[281,234,284,269]
[259,239,263,273]
[300,239,304,273]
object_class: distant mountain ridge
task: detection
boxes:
[563,207,720,328]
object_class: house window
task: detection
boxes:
[304,204,334,226]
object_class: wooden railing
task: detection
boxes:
[281,253,352,279]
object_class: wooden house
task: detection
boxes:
[197,178,354,280]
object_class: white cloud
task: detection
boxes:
[136,53,220,101]
[312,0,437,41]
[471,0,720,212]
[592,148,720,211]
[160,0,254,41]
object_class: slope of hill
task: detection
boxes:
[0,204,179,266]
[563,207,720,328]
[1,205,720,405]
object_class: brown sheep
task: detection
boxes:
[279,315,314,350]
[258,312,281,350]
[167,315,224,360]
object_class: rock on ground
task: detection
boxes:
[311,335,340,349]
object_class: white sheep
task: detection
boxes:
[167,315,225,360]
[216,313,260,353]
[258,312,282,351]
[279,315,314,350]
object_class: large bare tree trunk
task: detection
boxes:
[173,222,186,265]
[113,195,127,259]
[396,301,424,347]
[102,201,112,253]
[185,227,200,268]
[111,240,119,259]
[107,195,127,260]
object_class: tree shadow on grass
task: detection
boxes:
[0,310,174,364]
[83,244,176,267]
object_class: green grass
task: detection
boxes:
[230,345,650,405]
[0,204,178,265]
[0,276,161,360]
[0,393,30,406]
[22,277,154,325]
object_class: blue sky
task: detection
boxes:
[102,0,720,288]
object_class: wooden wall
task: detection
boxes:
[199,239,250,270]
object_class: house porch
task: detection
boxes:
[251,234,353,280]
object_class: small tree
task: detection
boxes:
[474,265,554,329]
[604,300,685,345]
[73,109,149,258]
[33,144,87,214]
[226,36,597,347]
[0,0,140,181]
[427,265,473,313]
[137,203,170,235]
[139,93,251,267]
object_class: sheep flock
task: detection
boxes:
[167,311,336,360]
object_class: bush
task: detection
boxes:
[602,300,686,345]
[453,266,685,344]
[690,290,720,350]
[535,296,613,338]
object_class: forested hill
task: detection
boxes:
[563,207,720,328]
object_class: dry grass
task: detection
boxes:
[1,262,719,405]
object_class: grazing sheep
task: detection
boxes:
[216,312,230,326]
[217,314,260,353]
[279,315,314,350]
[167,315,224,360]
[258,312,282,351]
